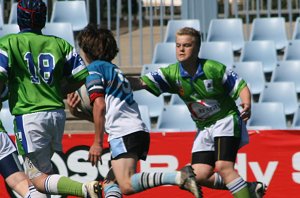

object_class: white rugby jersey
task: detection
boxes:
[85,60,148,141]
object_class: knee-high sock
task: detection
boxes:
[104,183,122,198]
[226,177,250,198]
[130,172,180,193]
[44,175,84,197]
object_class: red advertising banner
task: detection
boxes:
[1,130,300,197]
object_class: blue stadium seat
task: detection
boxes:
[0,101,15,134]
[259,82,298,116]
[240,41,278,74]
[8,3,17,24]
[249,17,288,50]
[152,42,177,64]
[50,0,88,31]
[169,94,185,105]
[43,22,75,46]
[271,61,300,93]
[248,102,287,129]
[156,105,196,132]
[164,19,200,43]
[292,17,300,40]
[0,24,19,37]
[138,105,152,130]
[199,41,234,69]
[283,40,300,61]
[207,18,244,52]
[133,90,165,118]
[233,62,265,95]
[292,106,300,129]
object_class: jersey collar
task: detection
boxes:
[179,60,204,79]
[20,28,42,35]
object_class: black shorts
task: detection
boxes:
[110,131,150,161]
[191,136,240,167]
[0,151,22,179]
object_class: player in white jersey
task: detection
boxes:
[0,86,44,198]
[67,24,200,198]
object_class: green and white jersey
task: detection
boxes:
[0,31,88,115]
[141,59,247,129]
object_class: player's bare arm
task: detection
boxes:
[127,76,148,91]
[239,85,252,122]
[89,96,105,167]
[66,92,93,122]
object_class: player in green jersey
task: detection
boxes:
[0,1,100,197]
[128,27,267,198]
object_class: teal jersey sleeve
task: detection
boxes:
[0,32,88,115]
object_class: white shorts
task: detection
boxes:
[14,109,65,173]
[0,131,16,160]
[192,115,249,153]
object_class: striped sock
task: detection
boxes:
[131,172,179,192]
[27,185,48,198]
[226,177,250,198]
[104,183,122,198]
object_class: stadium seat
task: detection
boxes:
[292,17,300,40]
[248,102,287,129]
[0,24,19,37]
[271,61,300,93]
[233,62,265,95]
[50,0,88,31]
[259,82,298,116]
[292,106,300,129]
[140,63,169,76]
[240,41,278,74]
[137,105,152,130]
[156,105,196,132]
[163,19,200,43]
[207,18,244,52]
[283,40,300,61]
[0,101,15,134]
[199,41,234,69]
[249,17,288,50]
[169,94,185,105]
[0,4,4,29]
[8,2,17,24]
[43,22,75,46]
[152,42,177,64]
[133,90,165,118]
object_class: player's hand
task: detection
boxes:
[240,103,251,122]
[67,92,81,115]
[88,143,103,167]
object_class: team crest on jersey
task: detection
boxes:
[204,79,213,92]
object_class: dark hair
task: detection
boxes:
[77,24,119,62]
[176,27,201,48]
[17,0,47,30]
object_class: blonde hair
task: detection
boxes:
[176,27,201,48]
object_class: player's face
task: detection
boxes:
[176,35,199,63]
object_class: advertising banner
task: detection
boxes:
[1,130,300,197]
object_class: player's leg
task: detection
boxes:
[214,135,250,198]
[106,131,199,197]
[15,111,101,198]
[0,131,45,198]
